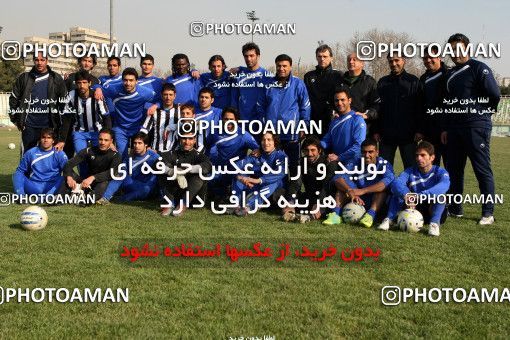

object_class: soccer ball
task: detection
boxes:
[342,203,366,224]
[20,206,48,231]
[397,209,424,232]
[8,143,15,150]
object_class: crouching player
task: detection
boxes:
[158,131,212,217]
[282,136,336,223]
[377,141,450,236]
[323,138,395,227]
[206,107,259,201]
[59,128,121,201]
[13,128,68,196]
[231,132,287,217]
[97,132,159,204]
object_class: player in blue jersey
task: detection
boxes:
[230,42,270,121]
[13,128,68,196]
[101,68,156,160]
[165,53,202,106]
[378,141,450,236]
[93,57,122,113]
[200,55,232,109]
[97,132,159,204]
[323,138,394,227]
[441,33,500,225]
[256,54,310,178]
[138,54,164,102]
[196,87,222,140]
[206,107,259,200]
[230,132,287,216]
[321,87,366,165]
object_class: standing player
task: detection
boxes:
[441,33,500,225]
[94,56,122,113]
[378,141,450,236]
[321,88,366,166]
[196,87,222,140]
[165,53,201,106]
[200,55,232,109]
[323,138,394,227]
[138,54,164,102]
[97,132,159,204]
[256,54,310,178]
[230,42,269,121]
[101,68,156,159]
[13,128,68,196]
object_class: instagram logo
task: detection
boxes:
[356,41,376,61]
[381,286,401,306]
[1,41,21,60]
[190,22,205,37]
[177,118,197,138]
[0,193,11,206]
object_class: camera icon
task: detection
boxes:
[177,118,197,138]
[1,41,21,61]
[381,286,401,306]
[190,22,205,37]
[404,193,418,207]
[357,41,376,61]
[0,193,11,206]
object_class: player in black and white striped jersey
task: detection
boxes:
[140,83,179,152]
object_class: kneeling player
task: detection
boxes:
[60,128,121,201]
[282,136,336,223]
[13,128,68,196]
[158,131,212,217]
[377,141,450,236]
[97,132,159,204]
[323,138,395,227]
[231,132,287,216]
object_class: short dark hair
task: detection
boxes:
[416,140,435,155]
[242,42,260,56]
[424,44,440,56]
[261,132,280,149]
[161,83,176,94]
[361,138,378,150]
[32,52,48,60]
[172,53,190,65]
[180,104,195,116]
[275,54,292,65]
[132,132,149,146]
[447,33,470,46]
[122,67,139,80]
[40,127,55,140]
[221,107,240,121]
[140,54,154,65]
[78,55,97,65]
[208,55,226,68]
[107,56,121,66]
[74,70,92,83]
[199,87,214,98]
[315,44,333,57]
[334,86,352,99]
[301,136,323,153]
[99,128,114,140]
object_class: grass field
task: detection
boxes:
[0,128,509,339]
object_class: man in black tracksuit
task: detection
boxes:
[304,45,343,136]
[420,48,449,166]
[9,53,67,154]
[158,132,212,217]
[442,33,500,225]
[61,128,121,200]
[375,55,424,169]
[340,52,380,136]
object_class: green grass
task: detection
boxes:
[0,128,509,339]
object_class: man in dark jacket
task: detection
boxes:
[9,52,67,154]
[304,44,343,136]
[374,55,424,169]
[340,52,380,136]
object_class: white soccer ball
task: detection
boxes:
[8,143,15,150]
[20,206,48,231]
[397,209,424,233]
[342,203,366,224]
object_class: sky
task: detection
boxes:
[1,0,508,78]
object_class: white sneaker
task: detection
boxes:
[377,218,391,231]
[428,223,440,236]
[478,216,495,225]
